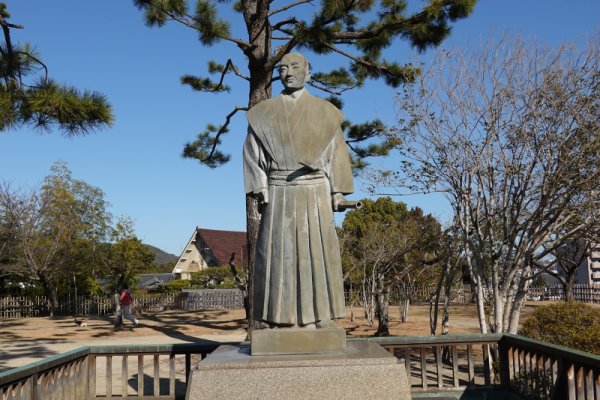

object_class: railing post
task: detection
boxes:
[138,354,144,397]
[87,355,96,399]
[31,373,39,400]
[498,337,511,388]
[551,357,569,400]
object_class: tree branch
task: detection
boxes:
[0,13,21,83]
[204,105,248,162]
[146,3,252,50]
[269,0,312,16]
[308,76,357,96]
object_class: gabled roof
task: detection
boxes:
[136,273,177,289]
[196,227,248,268]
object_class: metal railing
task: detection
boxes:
[1,335,599,399]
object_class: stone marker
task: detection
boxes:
[186,342,411,400]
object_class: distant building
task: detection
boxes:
[172,227,248,280]
[577,244,600,286]
[136,273,177,290]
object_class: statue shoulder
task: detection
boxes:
[310,95,344,123]
[247,97,278,122]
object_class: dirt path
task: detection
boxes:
[0,303,543,371]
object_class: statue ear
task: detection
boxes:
[304,70,312,84]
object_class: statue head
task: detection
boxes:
[279,53,311,93]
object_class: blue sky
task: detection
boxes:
[1,1,599,256]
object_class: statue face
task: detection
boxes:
[279,54,310,92]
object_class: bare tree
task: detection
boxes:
[375,35,600,334]
[548,239,590,302]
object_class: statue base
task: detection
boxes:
[251,326,347,355]
[185,341,411,400]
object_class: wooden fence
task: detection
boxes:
[2,283,598,319]
[0,291,238,319]
[345,285,465,305]
[527,284,600,303]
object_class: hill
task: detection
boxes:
[145,244,178,265]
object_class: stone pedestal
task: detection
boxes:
[185,341,411,400]
[251,326,347,355]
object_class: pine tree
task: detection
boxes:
[133,0,476,328]
[0,3,112,135]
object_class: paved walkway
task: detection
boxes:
[0,332,246,371]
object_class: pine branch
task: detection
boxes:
[221,59,250,81]
[0,11,23,83]
[182,105,248,167]
[208,105,247,156]
[269,0,312,17]
[15,51,49,84]
[138,0,251,50]
[271,17,299,31]
[308,76,357,95]
[181,59,249,92]
[331,1,474,48]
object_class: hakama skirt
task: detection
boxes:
[253,170,346,325]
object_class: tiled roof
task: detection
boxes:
[196,228,248,268]
[135,273,177,288]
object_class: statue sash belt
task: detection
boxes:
[268,169,325,186]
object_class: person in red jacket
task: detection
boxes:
[119,285,139,326]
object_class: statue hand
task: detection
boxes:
[256,188,269,205]
[332,193,345,212]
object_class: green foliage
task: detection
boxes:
[101,217,156,291]
[1,161,161,297]
[190,265,244,289]
[341,197,442,286]
[0,3,113,135]
[182,124,231,167]
[133,0,476,167]
[519,302,600,355]
[192,0,230,45]
[345,119,401,168]
[0,161,114,304]
[161,278,193,292]
[181,74,230,92]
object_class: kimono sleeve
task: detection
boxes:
[324,129,354,195]
[243,130,269,196]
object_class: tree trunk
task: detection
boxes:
[564,269,576,302]
[470,262,489,334]
[442,265,456,335]
[507,289,527,334]
[506,275,530,334]
[430,264,446,335]
[243,0,272,335]
[400,298,409,323]
[374,275,390,336]
[38,271,58,317]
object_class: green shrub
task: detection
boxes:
[161,279,193,292]
[191,266,244,289]
[519,302,600,355]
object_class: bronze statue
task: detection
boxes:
[243,53,356,329]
